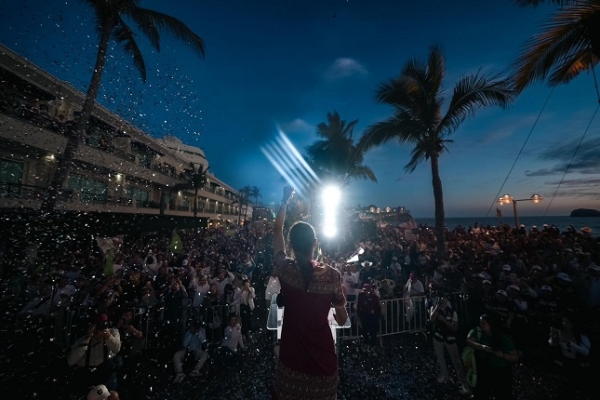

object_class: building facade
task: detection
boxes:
[0,44,242,227]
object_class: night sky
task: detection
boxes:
[1,0,598,217]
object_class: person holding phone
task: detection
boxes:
[466,314,518,399]
[271,187,347,400]
[68,314,122,393]
[548,315,591,398]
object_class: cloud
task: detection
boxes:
[279,118,314,134]
[524,137,600,177]
[324,58,368,81]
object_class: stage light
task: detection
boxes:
[321,185,341,238]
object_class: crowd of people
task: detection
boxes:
[0,215,598,399]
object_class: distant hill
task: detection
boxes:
[570,208,600,217]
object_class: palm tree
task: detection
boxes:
[358,46,514,257]
[511,0,600,92]
[306,111,377,187]
[42,0,205,212]
[177,163,209,217]
[249,186,262,205]
[237,186,252,224]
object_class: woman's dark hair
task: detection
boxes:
[288,221,316,291]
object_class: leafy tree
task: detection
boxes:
[42,0,205,212]
[249,186,262,205]
[511,0,600,91]
[358,46,514,257]
[178,163,209,217]
[236,186,252,224]
[306,111,377,187]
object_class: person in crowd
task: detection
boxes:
[548,315,592,399]
[162,278,188,348]
[172,320,209,384]
[404,272,425,327]
[220,314,245,357]
[342,262,360,303]
[357,283,381,354]
[189,273,210,308]
[270,186,347,400]
[68,313,122,393]
[389,256,402,283]
[487,289,515,332]
[430,293,470,395]
[210,269,236,295]
[466,314,519,399]
[223,282,241,316]
[238,279,256,340]
[115,308,144,362]
[359,260,378,286]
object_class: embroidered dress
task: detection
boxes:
[272,252,346,400]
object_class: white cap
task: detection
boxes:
[88,385,110,400]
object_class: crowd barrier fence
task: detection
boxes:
[337,291,470,346]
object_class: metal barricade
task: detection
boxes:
[184,304,230,345]
[338,292,469,345]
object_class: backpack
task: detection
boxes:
[462,327,482,388]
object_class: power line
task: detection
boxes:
[542,103,600,216]
[484,87,555,218]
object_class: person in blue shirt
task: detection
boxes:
[172,320,209,384]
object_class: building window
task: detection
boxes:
[0,158,24,197]
[68,175,108,204]
[125,186,150,207]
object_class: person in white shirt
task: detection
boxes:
[220,315,245,356]
[189,273,210,308]
[210,270,235,294]
[68,314,121,391]
[172,321,209,384]
[238,279,256,339]
[389,257,402,283]
[342,263,360,302]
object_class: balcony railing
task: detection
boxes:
[0,182,166,210]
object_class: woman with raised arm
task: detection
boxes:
[271,187,347,400]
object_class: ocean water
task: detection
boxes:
[414,216,600,236]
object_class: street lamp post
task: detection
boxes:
[497,194,543,228]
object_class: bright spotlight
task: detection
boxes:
[323,225,337,238]
[321,185,341,238]
[322,185,341,206]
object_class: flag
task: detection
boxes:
[96,236,123,255]
[103,248,115,276]
[170,229,183,254]
[496,207,503,218]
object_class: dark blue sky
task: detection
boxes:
[1,0,599,217]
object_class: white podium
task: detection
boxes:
[266,295,351,343]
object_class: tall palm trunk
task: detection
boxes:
[193,187,199,217]
[42,20,115,213]
[430,154,447,258]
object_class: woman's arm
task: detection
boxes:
[333,306,348,326]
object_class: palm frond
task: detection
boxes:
[113,17,147,81]
[123,4,161,51]
[426,45,446,102]
[347,165,377,183]
[404,143,428,172]
[128,7,205,57]
[514,0,577,7]
[510,2,600,91]
[439,73,514,134]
